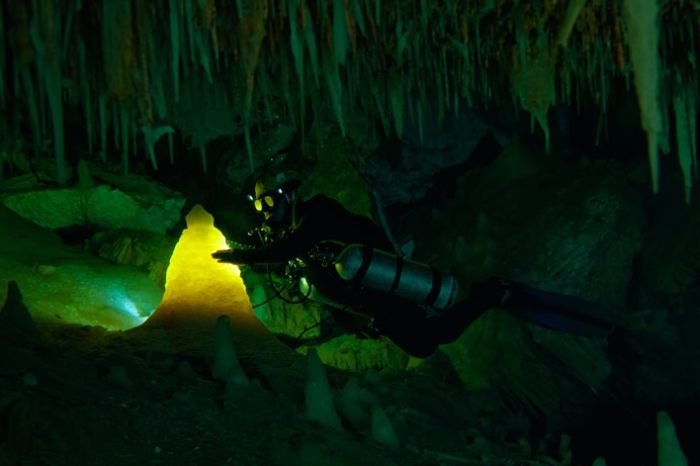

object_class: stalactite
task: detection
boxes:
[673,85,696,203]
[199,144,207,173]
[442,48,450,113]
[388,72,403,137]
[134,0,155,125]
[151,56,168,119]
[21,72,41,158]
[289,0,305,131]
[131,117,138,158]
[239,0,269,172]
[308,73,323,141]
[623,0,663,192]
[324,57,346,136]
[102,0,134,101]
[0,4,6,107]
[280,59,297,129]
[169,0,181,102]
[120,105,130,174]
[0,0,692,199]
[345,1,358,55]
[351,0,366,35]
[195,27,213,83]
[691,91,698,180]
[112,104,120,150]
[372,77,390,136]
[30,0,67,185]
[77,37,94,155]
[556,0,587,47]
[416,91,424,145]
[167,131,174,165]
[185,0,196,67]
[304,6,320,88]
[512,47,556,153]
[200,0,218,69]
[333,0,349,65]
[142,125,174,170]
[60,2,75,60]
[99,92,108,161]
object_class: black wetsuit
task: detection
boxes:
[215,194,505,357]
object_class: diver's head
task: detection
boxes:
[248,171,301,225]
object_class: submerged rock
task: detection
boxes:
[0,172,185,235]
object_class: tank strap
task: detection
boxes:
[423,268,442,306]
[350,245,374,287]
[388,256,404,294]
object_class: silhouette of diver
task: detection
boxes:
[213,172,618,358]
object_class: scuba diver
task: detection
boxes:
[212,171,618,358]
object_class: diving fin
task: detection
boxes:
[497,279,620,338]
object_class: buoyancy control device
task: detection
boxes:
[334,244,458,310]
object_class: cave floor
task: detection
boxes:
[0,321,560,466]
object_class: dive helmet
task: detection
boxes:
[247,171,301,215]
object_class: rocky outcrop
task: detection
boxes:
[0,170,185,235]
[408,147,645,417]
[0,203,163,330]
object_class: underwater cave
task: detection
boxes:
[0,1,698,465]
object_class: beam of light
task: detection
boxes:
[110,289,150,324]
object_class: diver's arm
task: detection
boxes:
[212,228,313,265]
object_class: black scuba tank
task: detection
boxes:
[333,244,459,310]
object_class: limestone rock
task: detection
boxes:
[1,173,185,234]
[0,203,163,330]
[415,158,644,416]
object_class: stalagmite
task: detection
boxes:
[338,376,367,430]
[304,348,342,430]
[371,404,399,449]
[657,411,687,466]
[211,315,249,386]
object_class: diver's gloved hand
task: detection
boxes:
[212,247,288,265]
[212,248,257,265]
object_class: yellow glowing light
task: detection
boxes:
[145,205,263,334]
